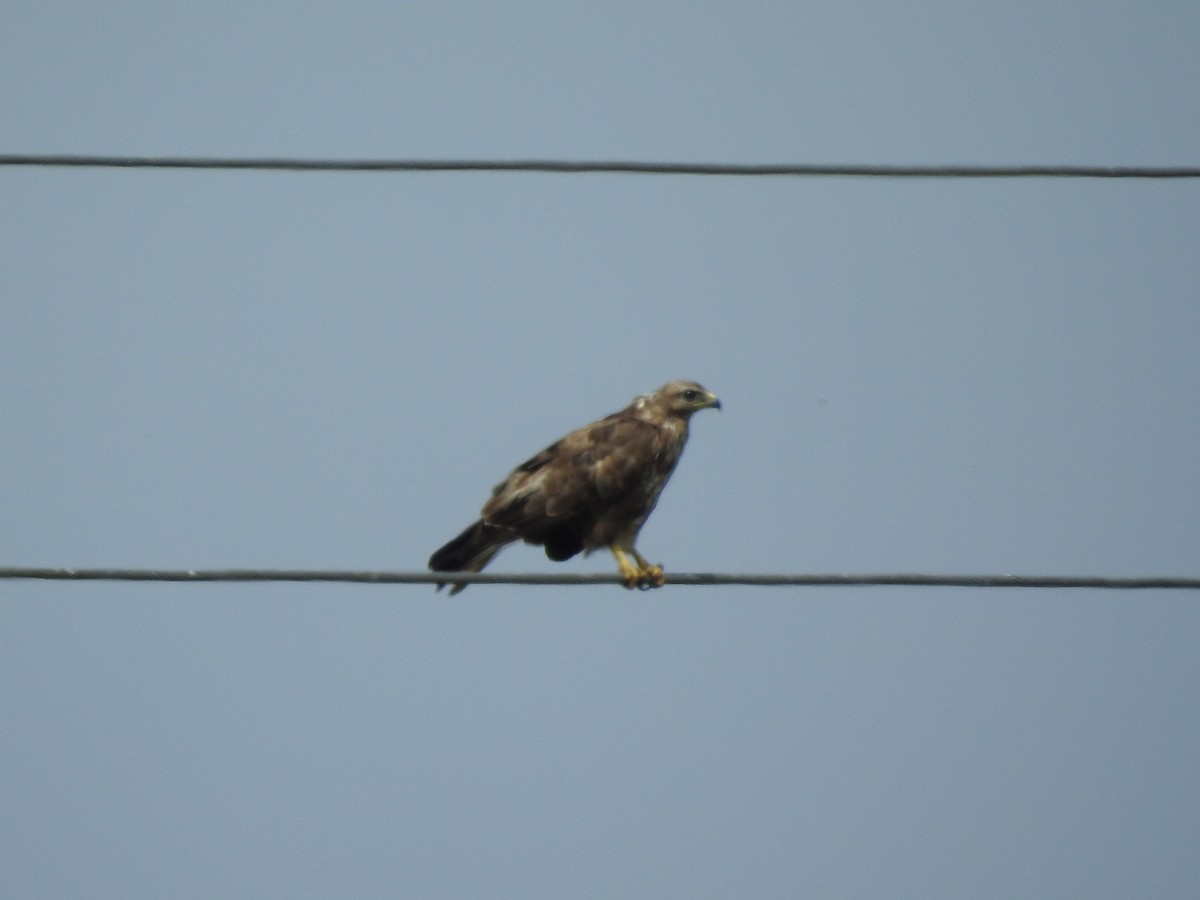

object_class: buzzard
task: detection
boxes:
[429,380,720,593]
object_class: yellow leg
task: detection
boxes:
[631,550,665,587]
[611,548,642,588]
[611,547,665,589]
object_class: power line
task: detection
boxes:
[1,567,1197,589]
[2,155,1199,178]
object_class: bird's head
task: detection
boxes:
[655,380,721,418]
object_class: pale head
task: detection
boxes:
[644,380,721,418]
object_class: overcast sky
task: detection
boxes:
[3,3,1199,898]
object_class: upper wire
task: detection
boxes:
[2,155,1199,178]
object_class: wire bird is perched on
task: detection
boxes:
[429,380,721,594]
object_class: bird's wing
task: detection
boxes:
[482,412,661,530]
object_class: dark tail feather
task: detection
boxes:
[428,520,513,595]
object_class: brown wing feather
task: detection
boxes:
[482,411,663,537]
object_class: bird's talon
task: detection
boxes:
[632,566,665,590]
[616,557,643,589]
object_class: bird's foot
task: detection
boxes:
[636,564,665,590]
[614,548,666,590]
[616,554,641,589]
[622,564,665,590]
[631,551,665,589]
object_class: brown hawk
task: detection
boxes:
[429,380,720,593]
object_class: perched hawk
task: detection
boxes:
[429,380,720,593]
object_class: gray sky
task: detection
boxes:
[3,2,1199,897]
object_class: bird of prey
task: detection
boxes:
[429,380,720,593]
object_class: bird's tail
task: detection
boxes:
[428,520,513,595]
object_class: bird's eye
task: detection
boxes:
[681,389,698,401]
